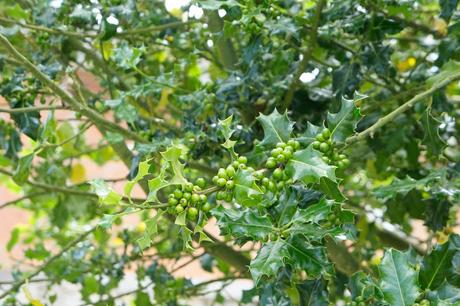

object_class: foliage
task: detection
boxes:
[0,0,459,305]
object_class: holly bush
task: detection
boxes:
[0,0,459,305]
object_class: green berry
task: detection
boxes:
[232,161,240,168]
[283,148,293,159]
[254,171,264,180]
[316,134,325,142]
[322,156,330,163]
[271,147,283,157]
[267,181,277,192]
[273,168,283,180]
[202,202,211,212]
[187,207,198,221]
[185,182,194,192]
[238,156,247,164]
[338,154,346,160]
[342,158,350,167]
[266,158,277,169]
[191,193,200,204]
[276,142,286,148]
[277,181,285,189]
[217,168,227,179]
[276,154,286,163]
[224,192,233,202]
[285,178,293,185]
[312,141,321,150]
[179,198,188,206]
[262,177,270,186]
[246,167,255,172]
[226,165,236,177]
[322,128,331,139]
[226,180,235,189]
[183,192,191,200]
[337,161,345,168]
[168,198,178,206]
[217,178,227,187]
[174,189,183,199]
[196,178,206,188]
[216,191,225,200]
[238,163,247,169]
[199,194,207,202]
[168,193,175,198]
[285,145,293,152]
[287,139,296,147]
[293,140,300,150]
[212,176,219,184]
[175,205,184,214]
[319,142,330,153]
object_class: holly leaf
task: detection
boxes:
[218,115,237,151]
[427,281,460,304]
[13,153,34,185]
[161,145,187,185]
[421,108,446,157]
[373,169,447,200]
[124,159,151,201]
[90,179,122,205]
[286,235,332,278]
[379,249,419,306]
[296,122,322,147]
[147,163,170,202]
[137,210,164,250]
[327,93,366,143]
[233,169,263,207]
[249,240,289,286]
[257,109,294,148]
[286,146,336,185]
[213,206,273,244]
[420,234,460,290]
[318,177,346,201]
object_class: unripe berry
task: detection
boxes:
[191,193,200,204]
[216,191,225,200]
[277,181,285,189]
[238,156,247,164]
[185,182,194,192]
[322,156,330,163]
[179,198,188,206]
[202,202,211,212]
[266,158,276,169]
[232,161,240,168]
[276,154,286,163]
[238,163,247,169]
[262,177,270,186]
[342,158,350,167]
[338,154,346,160]
[271,147,283,157]
[217,168,227,179]
[283,149,292,159]
[217,178,227,187]
[273,168,283,180]
[199,194,207,202]
[168,198,178,206]
[224,192,233,202]
[212,176,219,184]
[226,180,235,189]
[316,134,325,142]
[267,181,277,192]
[312,141,321,150]
[196,178,206,188]
[226,165,236,177]
[287,139,296,147]
[276,142,286,148]
[322,128,331,139]
[319,142,330,153]
[293,140,300,150]
[174,189,183,199]
[246,167,255,172]
[175,205,184,214]
[183,192,191,200]
[254,170,264,180]
[187,207,198,221]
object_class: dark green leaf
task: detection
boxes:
[421,108,446,157]
[13,153,34,185]
[250,240,289,286]
[286,146,336,185]
[327,93,365,143]
[257,109,294,148]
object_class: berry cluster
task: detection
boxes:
[167,179,210,221]
[311,128,350,169]
[212,156,251,202]
[414,299,431,306]
[265,139,301,169]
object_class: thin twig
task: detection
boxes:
[0,105,67,114]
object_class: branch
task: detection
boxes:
[117,20,194,37]
[0,105,67,114]
[0,16,98,38]
[0,226,96,299]
[281,0,327,110]
[346,70,460,145]
[0,33,147,144]
[0,192,49,210]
